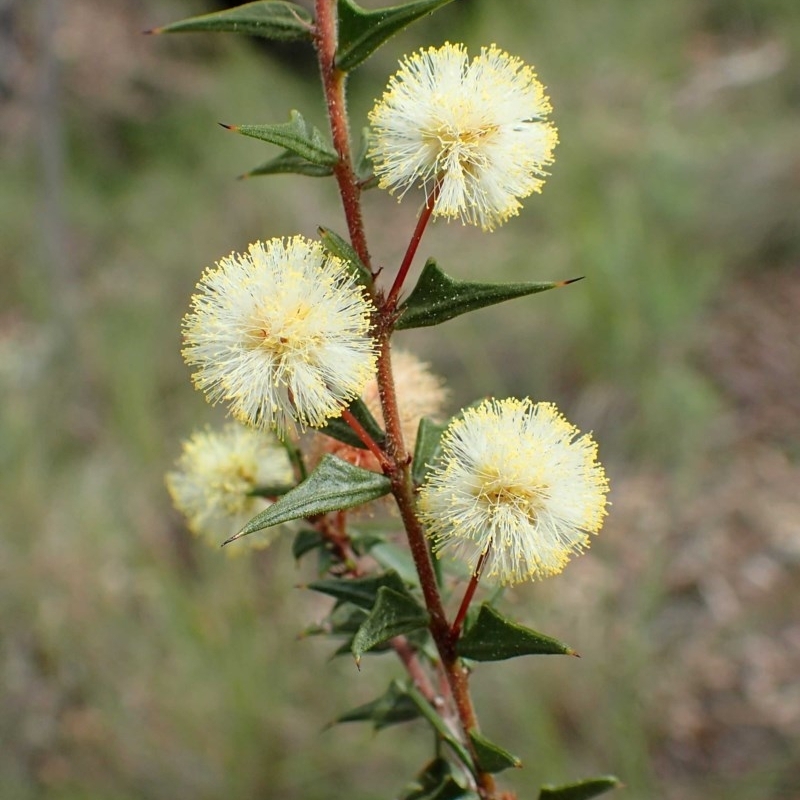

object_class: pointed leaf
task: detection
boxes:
[240,151,334,179]
[468,730,522,774]
[396,259,581,330]
[403,758,479,800]
[334,679,421,730]
[292,529,325,560]
[318,226,373,287]
[224,110,339,166]
[412,416,447,486]
[456,603,577,662]
[318,397,386,450]
[336,0,455,71]
[148,1,313,41]
[352,587,429,661]
[307,570,408,610]
[539,776,622,800]
[224,455,390,544]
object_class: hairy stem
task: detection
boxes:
[314,0,371,273]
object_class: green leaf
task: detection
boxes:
[351,587,429,662]
[468,730,522,774]
[539,776,622,800]
[239,151,335,180]
[292,529,325,560]
[403,758,478,800]
[396,259,581,330]
[224,455,390,545]
[223,110,339,167]
[317,397,386,450]
[334,679,421,730]
[456,603,577,662]
[307,570,408,610]
[148,1,313,41]
[412,416,447,486]
[318,227,373,287]
[336,0,455,71]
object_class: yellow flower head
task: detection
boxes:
[368,43,558,232]
[418,398,608,586]
[182,236,378,436]
[166,423,294,550]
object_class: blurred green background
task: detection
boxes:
[2,0,799,798]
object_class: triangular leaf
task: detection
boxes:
[148,1,313,41]
[224,455,390,544]
[239,151,334,179]
[334,679,421,730]
[412,416,447,486]
[396,259,581,330]
[317,397,386,450]
[351,587,429,662]
[539,776,622,800]
[456,603,577,662]
[223,110,339,166]
[318,226,373,287]
[307,570,408,610]
[468,730,522,774]
[336,0,455,71]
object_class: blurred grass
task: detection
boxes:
[1,0,799,798]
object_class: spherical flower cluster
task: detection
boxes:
[368,43,558,232]
[182,236,378,436]
[418,398,608,586]
[166,423,295,549]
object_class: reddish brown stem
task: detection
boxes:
[451,549,490,641]
[384,181,440,311]
[340,407,391,472]
[314,0,371,273]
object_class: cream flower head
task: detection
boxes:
[166,423,295,550]
[182,236,377,436]
[368,43,558,232]
[418,398,608,586]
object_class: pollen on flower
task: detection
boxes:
[368,42,558,232]
[181,236,378,436]
[166,423,295,550]
[417,398,609,586]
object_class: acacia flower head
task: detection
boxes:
[418,398,608,586]
[166,423,295,550]
[182,236,377,436]
[368,42,558,232]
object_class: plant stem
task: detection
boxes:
[314,0,371,272]
[451,549,490,641]
[340,407,391,471]
[313,4,494,795]
[384,181,440,311]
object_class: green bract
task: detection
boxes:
[224,455,391,544]
[149,1,313,40]
[396,259,579,330]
